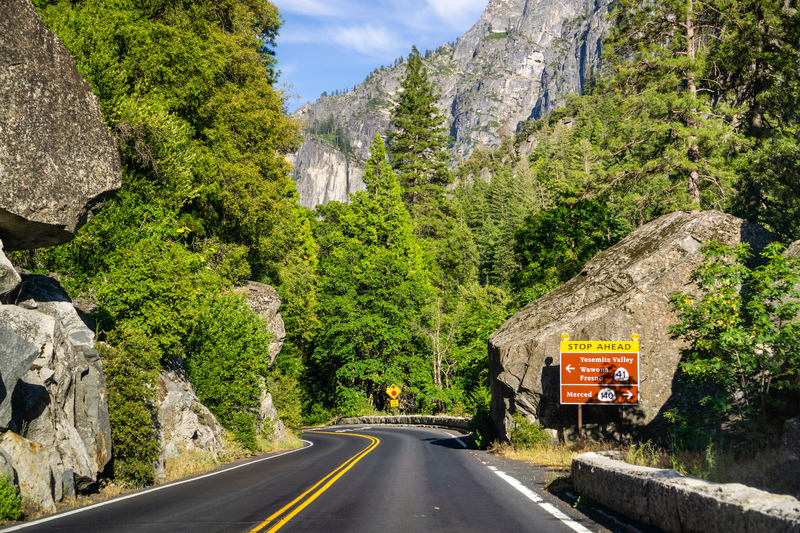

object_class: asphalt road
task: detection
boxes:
[2,426,627,533]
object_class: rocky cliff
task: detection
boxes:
[289,0,611,208]
[0,272,112,511]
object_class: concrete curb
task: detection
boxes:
[572,452,800,533]
[335,415,470,430]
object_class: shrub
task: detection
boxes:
[99,331,161,486]
[670,241,800,429]
[0,473,21,521]
[509,412,551,449]
[302,403,335,427]
[184,293,273,452]
[268,374,303,431]
[466,387,498,449]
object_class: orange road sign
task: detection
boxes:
[560,336,640,405]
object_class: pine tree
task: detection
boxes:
[389,45,452,211]
[710,0,800,240]
[604,0,741,220]
[388,46,477,291]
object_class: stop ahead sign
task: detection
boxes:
[560,334,640,405]
[386,384,401,399]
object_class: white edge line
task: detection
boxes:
[491,469,592,533]
[2,441,314,531]
[539,502,593,533]
[491,469,543,503]
[443,432,468,448]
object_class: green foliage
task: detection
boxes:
[708,0,800,242]
[268,374,303,430]
[100,332,161,486]
[446,283,510,393]
[94,238,221,361]
[485,31,509,40]
[466,387,497,449]
[0,473,21,521]
[301,403,335,427]
[307,115,353,156]
[510,199,627,307]
[509,413,551,449]
[670,241,800,427]
[28,0,317,482]
[605,0,742,215]
[184,293,273,451]
[309,135,434,413]
[389,46,452,213]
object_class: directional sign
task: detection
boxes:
[560,335,640,405]
[386,384,401,399]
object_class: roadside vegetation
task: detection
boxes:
[500,417,799,498]
[10,0,799,500]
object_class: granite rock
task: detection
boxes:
[0,0,122,250]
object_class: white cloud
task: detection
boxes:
[272,0,350,17]
[330,24,398,57]
[425,0,486,26]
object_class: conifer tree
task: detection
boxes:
[709,0,800,240]
[389,45,452,212]
[388,46,477,290]
[604,0,740,221]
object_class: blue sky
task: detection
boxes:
[272,0,487,112]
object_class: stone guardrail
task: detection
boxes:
[572,452,800,533]
[335,415,470,430]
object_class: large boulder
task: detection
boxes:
[237,281,285,367]
[0,274,111,497]
[0,0,122,251]
[0,432,56,512]
[488,211,776,440]
[0,320,39,430]
[0,240,21,296]
[155,358,224,478]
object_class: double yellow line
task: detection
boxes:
[248,432,380,533]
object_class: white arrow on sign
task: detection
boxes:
[624,390,634,399]
[566,364,574,373]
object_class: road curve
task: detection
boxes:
[2,426,604,533]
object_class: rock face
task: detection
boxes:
[0,240,21,296]
[488,211,776,440]
[257,388,286,442]
[154,358,224,479]
[290,0,611,208]
[0,432,57,512]
[238,281,285,367]
[0,0,122,251]
[0,272,112,509]
[0,319,39,430]
[287,138,366,210]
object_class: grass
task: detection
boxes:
[165,431,304,482]
[493,439,798,498]
[4,431,305,525]
[485,31,509,40]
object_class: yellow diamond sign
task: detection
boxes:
[386,384,401,399]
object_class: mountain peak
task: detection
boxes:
[289,0,612,209]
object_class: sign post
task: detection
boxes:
[560,334,640,437]
[385,384,401,413]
